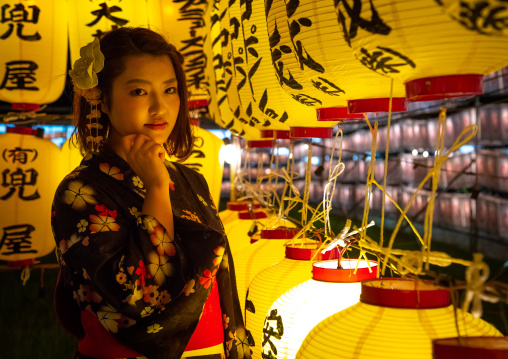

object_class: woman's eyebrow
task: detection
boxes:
[125,78,177,85]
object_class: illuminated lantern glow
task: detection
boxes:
[245,244,339,359]
[68,0,153,66]
[296,278,502,359]
[205,0,255,139]
[0,128,65,265]
[234,0,330,135]
[232,229,302,314]
[266,0,407,118]
[60,134,87,183]
[433,336,508,359]
[229,0,290,132]
[217,0,264,140]
[168,126,224,207]
[148,0,208,103]
[0,0,68,105]
[334,0,508,102]
[262,259,378,359]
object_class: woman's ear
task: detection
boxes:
[101,96,110,116]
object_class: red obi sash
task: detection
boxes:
[78,280,223,358]
[185,278,224,351]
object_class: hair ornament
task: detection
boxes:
[70,38,106,153]
[69,38,104,90]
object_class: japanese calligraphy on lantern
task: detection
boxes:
[0,132,64,262]
[266,0,348,111]
[68,0,152,66]
[0,0,67,104]
[438,0,508,36]
[261,309,285,359]
[149,0,209,101]
[0,3,41,41]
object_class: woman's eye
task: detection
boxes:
[165,87,177,94]
[130,88,146,96]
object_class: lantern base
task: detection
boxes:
[7,258,35,269]
[405,74,483,102]
[274,130,290,139]
[187,99,209,108]
[238,208,267,220]
[260,227,300,239]
[247,140,274,148]
[260,130,274,139]
[433,337,508,359]
[226,201,261,211]
[316,107,364,121]
[360,278,450,309]
[347,97,407,113]
[312,259,378,283]
[285,243,338,261]
[290,127,334,139]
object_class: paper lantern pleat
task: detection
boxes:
[266,0,407,117]
[261,259,378,359]
[169,126,223,207]
[0,0,68,104]
[233,236,291,314]
[148,0,209,103]
[234,0,321,131]
[245,245,338,359]
[216,0,263,140]
[335,0,508,101]
[296,278,502,359]
[0,131,65,262]
[69,0,153,65]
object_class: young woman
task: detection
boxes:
[52,27,250,359]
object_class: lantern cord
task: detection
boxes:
[360,114,378,247]
[323,128,345,239]
[380,123,479,276]
[380,78,394,247]
[462,253,499,318]
[20,265,30,286]
[301,141,313,226]
[423,107,447,271]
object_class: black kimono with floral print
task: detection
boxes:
[52,151,251,359]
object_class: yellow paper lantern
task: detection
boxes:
[167,126,224,207]
[68,0,153,66]
[0,128,65,264]
[335,0,508,101]
[261,259,378,359]
[0,0,68,105]
[266,0,407,118]
[213,0,265,141]
[296,278,502,359]
[205,0,255,140]
[245,244,339,359]
[227,0,330,137]
[148,0,209,103]
[220,203,265,255]
[233,228,301,314]
[60,134,84,179]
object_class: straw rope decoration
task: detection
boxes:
[380,79,394,248]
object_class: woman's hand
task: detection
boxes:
[121,134,169,191]
[122,134,174,237]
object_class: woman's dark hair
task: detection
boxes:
[72,27,193,160]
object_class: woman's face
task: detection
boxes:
[103,54,180,148]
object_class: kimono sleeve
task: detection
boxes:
[52,172,228,359]
[51,174,189,324]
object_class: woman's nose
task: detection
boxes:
[149,93,166,115]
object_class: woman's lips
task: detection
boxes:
[144,123,167,130]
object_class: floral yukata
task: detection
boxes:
[52,151,251,359]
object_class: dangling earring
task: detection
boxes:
[81,87,104,153]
